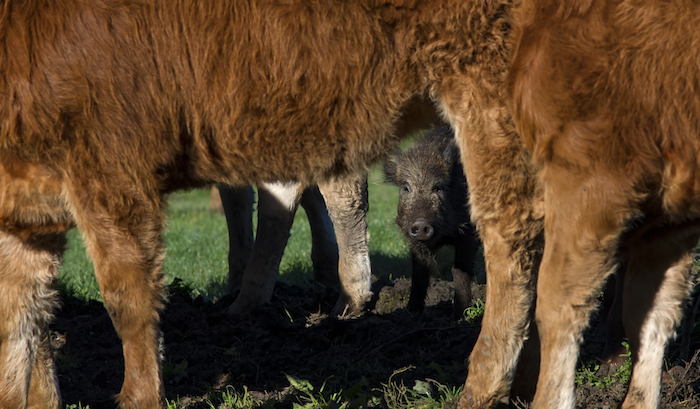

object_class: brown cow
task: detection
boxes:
[0,0,542,408]
[507,0,700,408]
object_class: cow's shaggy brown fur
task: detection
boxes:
[508,0,700,407]
[0,0,544,408]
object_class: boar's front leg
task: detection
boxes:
[451,228,480,319]
[407,251,433,313]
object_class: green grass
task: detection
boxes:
[58,187,232,301]
[206,385,269,409]
[375,366,463,409]
[575,342,632,391]
[185,371,461,409]
[57,162,412,302]
[461,299,485,323]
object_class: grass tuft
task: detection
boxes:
[575,342,632,390]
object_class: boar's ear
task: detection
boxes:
[383,151,402,185]
[442,141,461,165]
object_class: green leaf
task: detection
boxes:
[413,380,433,397]
[285,374,314,393]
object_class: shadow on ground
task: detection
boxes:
[51,276,699,408]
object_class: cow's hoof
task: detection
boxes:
[225,297,261,315]
[331,297,364,318]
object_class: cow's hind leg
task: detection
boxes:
[218,185,255,295]
[69,189,167,409]
[0,231,64,409]
[600,266,627,367]
[620,229,697,409]
[318,174,372,317]
[226,181,303,315]
[531,171,633,409]
[299,186,339,286]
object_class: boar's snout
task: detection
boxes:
[409,218,434,241]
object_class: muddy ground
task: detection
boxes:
[52,277,699,408]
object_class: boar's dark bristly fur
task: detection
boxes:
[384,126,480,317]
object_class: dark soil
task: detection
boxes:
[51,277,700,408]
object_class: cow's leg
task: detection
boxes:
[299,186,339,286]
[318,174,372,317]
[455,122,543,408]
[460,222,540,408]
[226,181,303,315]
[530,171,632,409]
[28,326,61,409]
[620,230,697,409]
[69,186,167,409]
[90,238,165,409]
[0,232,64,409]
[218,185,255,295]
[600,266,627,366]
[680,278,700,360]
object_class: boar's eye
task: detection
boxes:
[400,184,410,194]
[432,185,445,193]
